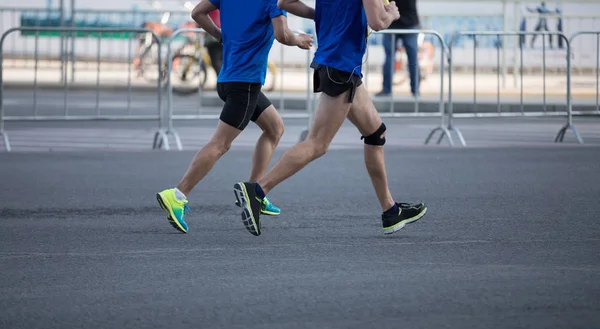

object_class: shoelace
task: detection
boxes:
[184,204,192,214]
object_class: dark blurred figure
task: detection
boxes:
[377,0,420,97]
[528,2,553,48]
[519,17,527,48]
[556,7,564,49]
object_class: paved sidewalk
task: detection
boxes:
[2,63,598,98]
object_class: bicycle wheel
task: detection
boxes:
[170,54,208,95]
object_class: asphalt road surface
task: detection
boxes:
[1,146,599,329]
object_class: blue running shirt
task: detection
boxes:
[312,0,369,77]
[208,0,286,85]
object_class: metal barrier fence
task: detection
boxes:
[570,31,600,114]
[445,31,585,147]
[2,27,599,152]
[379,29,453,146]
[0,26,168,152]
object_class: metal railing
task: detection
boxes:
[380,29,454,146]
[445,31,584,147]
[2,26,599,152]
[0,26,168,152]
[569,31,600,114]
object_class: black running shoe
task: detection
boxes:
[382,202,427,234]
[233,182,262,236]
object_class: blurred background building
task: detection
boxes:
[1,0,599,96]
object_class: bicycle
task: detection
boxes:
[170,28,279,94]
[133,13,176,83]
[134,21,280,94]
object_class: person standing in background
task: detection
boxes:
[528,2,553,49]
[556,6,563,49]
[376,0,420,98]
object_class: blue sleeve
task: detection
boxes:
[209,0,220,9]
[268,0,287,19]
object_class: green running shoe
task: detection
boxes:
[156,188,191,233]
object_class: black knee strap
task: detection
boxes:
[361,122,386,146]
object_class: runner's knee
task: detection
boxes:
[208,139,231,156]
[266,119,284,143]
[306,138,329,159]
[361,122,386,146]
[259,113,284,143]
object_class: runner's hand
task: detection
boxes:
[295,33,313,50]
[385,1,400,21]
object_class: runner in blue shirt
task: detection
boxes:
[234,0,428,236]
[156,0,313,234]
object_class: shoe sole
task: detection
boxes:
[156,193,188,233]
[383,207,428,235]
[233,183,261,236]
[235,200,280,216]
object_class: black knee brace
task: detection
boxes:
[361,122,386,146]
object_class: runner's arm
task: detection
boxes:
[271,15,304,47]
[277,0,315,20]
[363,0,399,31]
[191,0,222,42]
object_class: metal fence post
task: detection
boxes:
[299,32,314,143]
[166,31,182,151]
[152,33,169,151]
[33,31,40,117]
[162,31,174,150]
[555,33,584,143]
[473,35,477,112]
[496,34,501,114]
[279,43,284,112]
[0,29,11,152]
[94,34,100,116]
[542,35,547,113]
[442,33,465,147]
[519,34,524,114]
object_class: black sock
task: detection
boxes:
[255,183,265,199]
[383,203,399,216]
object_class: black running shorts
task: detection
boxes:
[311,63,363,103]
[217,82,273,130]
